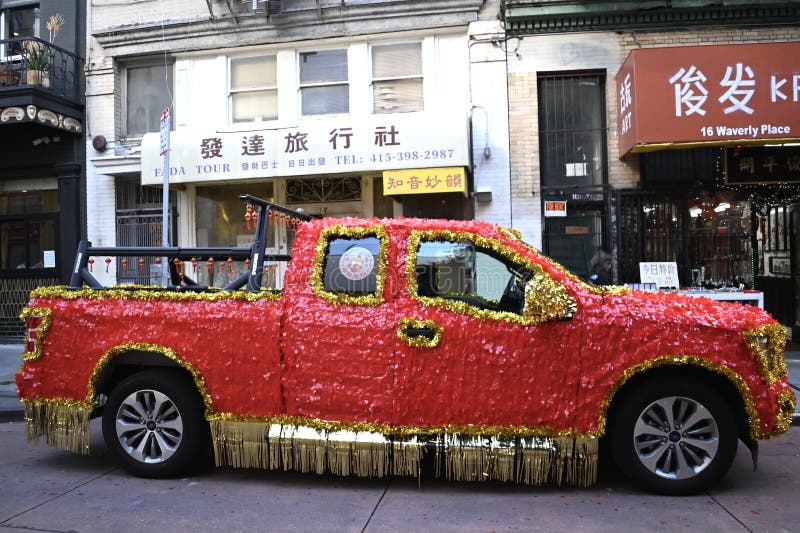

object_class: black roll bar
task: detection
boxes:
[68,194,311,291]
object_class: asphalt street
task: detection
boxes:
[2,342,800,531]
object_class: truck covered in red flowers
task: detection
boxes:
[17,195,794,494]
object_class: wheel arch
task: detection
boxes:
[600,356,758,442]
[89,343,213,417]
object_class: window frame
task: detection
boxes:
[228,53,279,124]
[0,213,59,275]
[298,48,349,116]
[121,58,175,138]
[407,229,575,325]
[0,3,39,58]
[369,41,424,114]
[311,224,388,306]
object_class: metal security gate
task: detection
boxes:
[115,179,175,285]
[616,190,688,285]
[541,186,611,279]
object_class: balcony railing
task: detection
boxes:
[0,37,83,103]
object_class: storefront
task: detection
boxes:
[614,41,800,332]
[136,112,472,288]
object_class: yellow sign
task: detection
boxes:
[382,167,467,196]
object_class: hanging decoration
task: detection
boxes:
[105,257,112,273]
[138,258,145,275]
[191,257,198,274]
[87,258,94,272]
[207,257,215,275]
[121,258,128,274]
[227,257,235,275]
[244,203,254,230]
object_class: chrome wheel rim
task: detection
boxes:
[633,396,719,480]
[115,389,183,464]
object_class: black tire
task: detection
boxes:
[102,369,211,478]
[609,377,738,495]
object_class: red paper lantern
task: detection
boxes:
[138,258,145,274]
[87,258,94,272]
[191,257,198,274]
[227,257,235,275]
[105,257,112,273]
[207,258,215,274]
[121,258,128,273]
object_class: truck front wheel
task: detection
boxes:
[610,378,738,494]
[102,370,211,478]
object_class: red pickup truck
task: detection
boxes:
[17,195,794,494]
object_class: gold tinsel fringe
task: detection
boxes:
[23,400,90,455]
[211,421,597,486]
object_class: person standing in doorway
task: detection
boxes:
[588,249,613,285]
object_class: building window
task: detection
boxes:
[125,62,173,137]
[538,73,607,188]
[230,55,277,123]
[371,43,423,114]
[299,49,348,116]
[0,190,58,273]
[1,3,38,56]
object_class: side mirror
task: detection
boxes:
[524,274,577,323]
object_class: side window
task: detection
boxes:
[313,225,388,306]
[414,239,530,316]
[323,236,380,294]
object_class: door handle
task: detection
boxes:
[402,327,436,340]
[397,318,443,348]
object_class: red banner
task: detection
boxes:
[616,42,800,158]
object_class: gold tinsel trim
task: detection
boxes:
[742,324,788,385]
[406,230,576,325]
[22,399,91,455]
[210,420,597,486]
[207,412,581,439]
[310,224,389,307]
[30,285,281,302]
[88,343,214,417]
[596,355,769,440]
[397,317,443,348]
[19,307,53,361]
[773,390,796,438]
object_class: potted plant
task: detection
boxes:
[24,14,64,88]
[25,40,51,87]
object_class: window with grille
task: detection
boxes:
[299,49,348,116]
[230,55,278,123]
[371,43,423,114]
[538,73,607,187]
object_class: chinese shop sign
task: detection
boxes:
[725,145,800,184]
[141,114,470,185]
[639,262,680,290]
[616,42,800,158]
[382,167,467,196]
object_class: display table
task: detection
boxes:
[678,290,764,309]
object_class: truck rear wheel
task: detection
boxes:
[102,370,210,478]
[610,378,738,494]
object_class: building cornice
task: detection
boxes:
[93,0,485,55]
[503,1,800,35]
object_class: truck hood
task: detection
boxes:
[603,289,776,332]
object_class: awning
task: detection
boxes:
[615,41,800,158]
[141,113,470,186]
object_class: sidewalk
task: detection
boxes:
[1,342,799,423]
[0,341,23,422]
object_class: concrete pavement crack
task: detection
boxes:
[0,467,118,531]
[708,492,754,532]
[360,478,392,533]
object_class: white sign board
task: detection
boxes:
[43,250,55,268]
[639,262,680,289]
[159,107,170,156]
[141,113,470,185]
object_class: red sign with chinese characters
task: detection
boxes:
[616,42,800,158]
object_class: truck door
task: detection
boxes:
[393,230,583,431]
[281,224,397,426]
